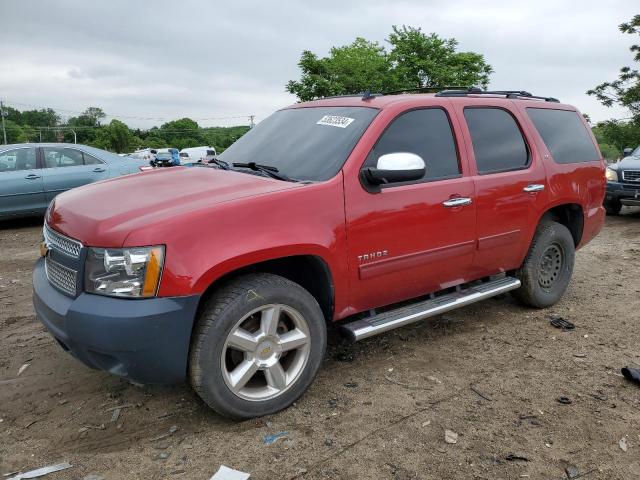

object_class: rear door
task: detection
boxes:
[41,146,109,202]
[454,103,549,275]
[344,106,477,311]
[0,147,46,217]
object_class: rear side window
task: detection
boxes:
[82,152,103,165]
[366,108,460,183]
[526,108,600,164]
[464,108,529,174]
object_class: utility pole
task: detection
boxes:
[0,100,7,145]
[249,115,255,128]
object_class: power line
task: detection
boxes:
[2,99,254,122]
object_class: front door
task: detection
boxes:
[344,106,476,312]
[41,146,109,203]
[0,147,46,217]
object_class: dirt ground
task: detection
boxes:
[1,210,639,480]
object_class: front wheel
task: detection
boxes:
[189,273,326,419]
[604,199,622,216]
[513,221,575,308]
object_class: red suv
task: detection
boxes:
[33,89,605,419]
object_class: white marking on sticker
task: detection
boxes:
[316,115,355,128]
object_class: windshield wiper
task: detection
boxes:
[206,157,230,170]
[232,162,297,182]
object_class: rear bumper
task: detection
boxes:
[605,181,640,206]
[33,258,200,384]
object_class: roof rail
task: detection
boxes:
[435,87,559,103]
[383,86,470,96]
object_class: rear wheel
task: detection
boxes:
[189,273,326,419]
[604,199,622,216]
[513,221,575,308]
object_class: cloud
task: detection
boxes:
[0,0,637,128]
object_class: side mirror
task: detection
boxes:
[623,147,633,157]
[364,152,426,185]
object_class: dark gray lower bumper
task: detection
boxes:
[32,258,200,384]
[605,182,640,206]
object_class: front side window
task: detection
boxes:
[43,147,84,168]
[526,108,600,164]
[365,108,460,184]
[218,106,379,181]
[0,148,37,172]
[464,108,529,174]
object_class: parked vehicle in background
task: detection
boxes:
[154,148,180,165]
[179,146,217,164]
[604,145,640,214]
[33,89,605,419]
[150,151,176,168]
[132,148,157,161]
[0,143,149,219]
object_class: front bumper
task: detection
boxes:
[605,181,640,206]
[33,258,200,384]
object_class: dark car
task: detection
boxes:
[604,146,640,214]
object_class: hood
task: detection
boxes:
[48,167,300,246]
[617,156,640,169]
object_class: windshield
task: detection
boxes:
[156,152,171,160]
[218,106,379,181]
[632,146,640,157]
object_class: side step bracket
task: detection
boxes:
[341,276,521,341]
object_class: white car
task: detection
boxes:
[179,146,217,164]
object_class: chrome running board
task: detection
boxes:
[342,276,521,341]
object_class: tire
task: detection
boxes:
[604,199,622,216]
[513,221,575,308]
[189,273,327,419]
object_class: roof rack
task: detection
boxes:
[383,86,470,96]
[435,87,559,103]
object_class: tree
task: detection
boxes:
[286,25,493,101]
[588,15,640,120]
[592,119,640,154]
[102,119,132,153]
[287,38,395,101]
[387,26,492,89]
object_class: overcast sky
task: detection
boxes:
[0,0,637,128]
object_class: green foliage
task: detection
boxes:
[387,26,492,90]
[588,14,640,120]
[286,25,493,101]
[2,104,249,153]
[592,119,640,158]
[104,119,133,153]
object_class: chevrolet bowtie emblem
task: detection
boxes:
[40,241,51,258]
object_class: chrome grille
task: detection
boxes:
[43,224,82,258]
[622,170,640,182]
[45,256,77,296]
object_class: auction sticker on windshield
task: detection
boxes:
[316,115,355,128]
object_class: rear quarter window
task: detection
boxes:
[526,108,600,164]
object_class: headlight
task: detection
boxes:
[84,246,165,298]
[606,167,619,182]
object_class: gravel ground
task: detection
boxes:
[1,210,639,480]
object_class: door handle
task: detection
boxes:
[523,184,545,193]
[25,173,41,180]
[442,197,472,208]
[92,167,106,173]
